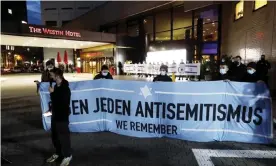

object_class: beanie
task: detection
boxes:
[247,62,256,69]
[101,65,108,71]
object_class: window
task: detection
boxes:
[203,22,218,41]
[45,21,57,27]
[8,9,12,14]
[61,8,73,10]
[143,16,153,34]
[254,0,267,10]
[235,0,244,20]
[78,7,90,10]
[155,10,171,32]
[44,8,57,11]
[156,31,170,41]
[173,7,192,29]
[62,20,70,26]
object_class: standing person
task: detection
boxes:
[230,56,247,82]
[153,65,172,82]
[41,60,54,82]
[242,62,262,83]
[178,59,185,81]
[215,62,231,81]
[94,65,113,80]
[256,55,271,85]
[46,68,72,166]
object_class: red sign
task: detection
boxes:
[28,26,81,38]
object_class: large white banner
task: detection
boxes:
[123,63,201,75]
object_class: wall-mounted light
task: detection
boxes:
[21,20,27,24]
[8,9,12,14]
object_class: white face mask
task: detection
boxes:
[102,72,108,76]
[160,71,166,76]
[247,69,255,75]
[47,66,53,70]
[220,69,227,75]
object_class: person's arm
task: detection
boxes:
[94,74,100,80]
[267,61,271,69]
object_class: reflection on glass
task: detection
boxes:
[203,22,218,41]
[254,0,267,10]
[173,28,192,40]
[144,16,153,34]
[194,7,218,25]
[128,25,139,37]
[235,0,244,20]
[173,7,192,29]
[155,10,171,32]
[155,31,170,41]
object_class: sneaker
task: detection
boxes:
[46,154,59,163]
[60,156,72,166]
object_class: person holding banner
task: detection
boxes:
[243,62,263,83]
[94,65,113,80]
[215,62,231,81]
[153,65,172,82]
[47,68,72,166]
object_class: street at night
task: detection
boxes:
[1,74,276,166]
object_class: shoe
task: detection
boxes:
[60,156,72,166]
[46,154,59,163]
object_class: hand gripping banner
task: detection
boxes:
[39,80,273,144]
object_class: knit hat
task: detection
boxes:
[160,65,168,72]
[247,62,256,69]
[101,65,108,71]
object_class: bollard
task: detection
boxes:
[171,73,176,82]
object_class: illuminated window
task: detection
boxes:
[254,0,267,10]
[235,0,244,20]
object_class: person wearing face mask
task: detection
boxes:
[94,65,113,80]
[230,56,246,82]
[41,60,55,82]
[256,55,271,85]
[153,65,172,82]
[243,62,262,83]
[47,68,72,166]
[216,63,231,80]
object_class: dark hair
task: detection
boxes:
[101,65,108,71]
[160,65,168,72]
[50,68,63,78]
[235,56,242,60]
[261,54,265,57]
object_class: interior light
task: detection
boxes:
[146,49,187,64]
[8,9,12,14]
[21,20,27,24]
[212,22,215,25]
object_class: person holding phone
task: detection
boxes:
[46,68,72,166]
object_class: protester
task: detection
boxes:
[153,65,172,82]
[94,65,113,80]
[230,56,246,82]
[41,60,54,82]
[215,62,231,81]
[47,68,72,166]
[178,59,185,81]
[256,55,271,85]
[243,62,262,83]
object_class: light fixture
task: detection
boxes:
[8,9,12,14]
[21,20,27,24]
[212,22,215,25]
[207,19,210,21]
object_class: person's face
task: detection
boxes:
[47,64,54,70]
[235,57,241,64]
[160,69,166,75]
[261,55,265,60]
[247,67,256,74]
[102,69,109,76]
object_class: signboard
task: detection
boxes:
[28,25,81,38]
[123,63,201,75]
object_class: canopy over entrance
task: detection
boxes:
[0,34,109,49]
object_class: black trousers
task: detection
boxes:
[51,120,71,157]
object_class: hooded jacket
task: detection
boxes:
[94,72,113,80]
[50,79,71,122]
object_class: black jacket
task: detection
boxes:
[41,69,52,82]
[50,79,71,122]
[153,75,172,82]
[214,73,230,81]
[229,63,247,82]
[243,73,260,83]
[256,60,271,76]
[94,73,113,80]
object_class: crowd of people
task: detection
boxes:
[37,55,271,166]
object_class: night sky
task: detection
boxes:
[26,0,41,25]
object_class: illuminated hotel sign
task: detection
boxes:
[28,26,81,38]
